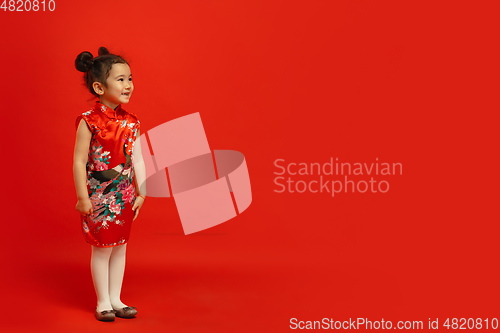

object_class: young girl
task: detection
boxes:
[73,46,147,322]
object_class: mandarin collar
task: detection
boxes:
[94,101,124,119]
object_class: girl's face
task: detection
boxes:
[101,63,134,107]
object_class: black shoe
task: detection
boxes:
[114,306,138,318]
[95,307,116,321]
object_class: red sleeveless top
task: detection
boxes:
[75,101,141,171]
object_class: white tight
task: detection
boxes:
[91,243,130,312]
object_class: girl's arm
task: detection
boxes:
[74,119,93,214]
[132,129,147,197]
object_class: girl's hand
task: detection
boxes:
[132,196,145,221]
[76,198,93,216]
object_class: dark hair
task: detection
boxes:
[74,46,130,98]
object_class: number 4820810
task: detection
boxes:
[444,318,498,330]
[1,0,55,12]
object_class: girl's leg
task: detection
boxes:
[109,243,129,309]
[91,245,113,312]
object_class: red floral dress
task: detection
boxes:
[75,101,141,247]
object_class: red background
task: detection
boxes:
[1,1,499,332]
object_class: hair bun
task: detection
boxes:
[75,51,94,73]
[98,46,110,56]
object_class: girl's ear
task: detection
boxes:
[92,82,104,95]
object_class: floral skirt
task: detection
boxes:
[81,166,137,247]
